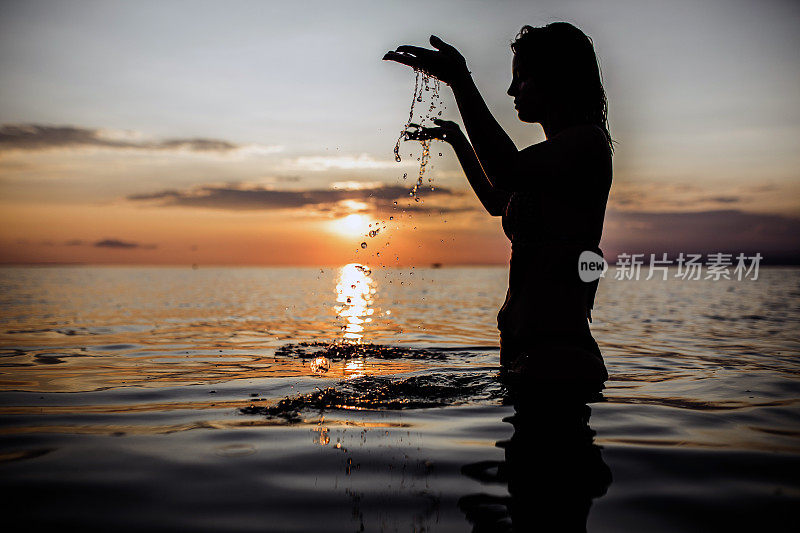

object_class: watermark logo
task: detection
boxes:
[578,250,608,282]
[578,252,763,281]
[615,252,762,281]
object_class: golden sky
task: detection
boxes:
[1,0,799,265]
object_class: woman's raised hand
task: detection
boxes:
[383,35,469,86]
[403,119,462,144]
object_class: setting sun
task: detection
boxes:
[329,213,372,238]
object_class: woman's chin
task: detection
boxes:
[515,109,537,123]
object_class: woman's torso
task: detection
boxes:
[501,150,611,247]
[497,127,612,339]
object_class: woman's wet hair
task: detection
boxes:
[511,23,613,152]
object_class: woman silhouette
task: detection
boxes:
[384,23,612,385]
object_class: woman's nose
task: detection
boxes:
[507,83,516,97]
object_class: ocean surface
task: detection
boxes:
[0,265,798,532]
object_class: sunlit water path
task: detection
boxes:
[0,266,798,531]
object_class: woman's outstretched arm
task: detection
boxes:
[384,36,519,188]
[406,120,509,216]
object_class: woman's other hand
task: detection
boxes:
[383,35,470,86]
[403,119,462,144]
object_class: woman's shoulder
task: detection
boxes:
[552,125,613,173]
[522,124,608,157]
[512,123,612,190]
[554,124,610,149]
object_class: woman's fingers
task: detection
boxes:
[432,118,458,128]
[432,119,460,136]
[385,45,443,70]
[395,45,436,57]
[405,126,447,141]
[404,127,429,140]
[429,35,458,55]
[382,51,419,68]
[384,40,466,85]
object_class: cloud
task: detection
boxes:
[608,180,800,222]
[603,208,800,259]
[609,182,744,210]
[284,154,412,171]
[94,239,156,250]
[127,183,469,214]
[0,124,281,154]
[704,196,740,204]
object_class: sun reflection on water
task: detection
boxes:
[335,263,376,343]
[344,357,367,379]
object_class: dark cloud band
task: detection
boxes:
[127,183,467,213]
[0,124,238,152]
[604,208,800,258]
[94,239,156,249]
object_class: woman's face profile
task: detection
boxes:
[508,54,542,124]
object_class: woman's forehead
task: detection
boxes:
[512,55,521,74]
[512,54,530,78]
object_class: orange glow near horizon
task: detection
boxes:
[0,200,516,265]
[0,206,513,266]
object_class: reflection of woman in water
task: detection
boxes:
[459,391,612,531]
[385,23,612,385]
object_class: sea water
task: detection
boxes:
[0,265,798,531]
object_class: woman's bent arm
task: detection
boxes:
[403,120,509,216]
[448,128,510,216]
[450,73,519,188]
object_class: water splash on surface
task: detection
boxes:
[309,356,331,374]
[274,341,451,361]
[241,371,504,421]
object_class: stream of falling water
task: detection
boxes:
[393,69,443,201]
[358,70,444,263]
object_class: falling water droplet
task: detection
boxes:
[361,242,367,249]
